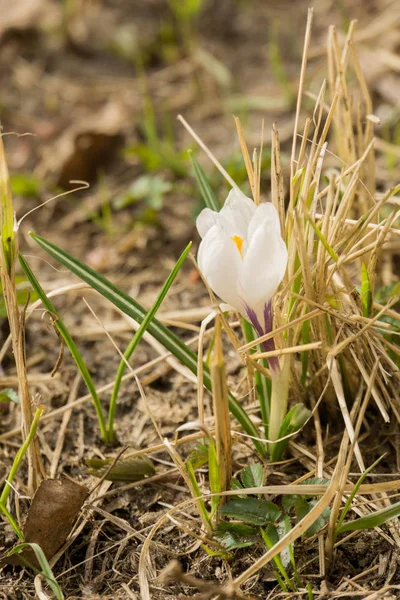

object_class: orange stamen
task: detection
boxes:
[231,235,244,259]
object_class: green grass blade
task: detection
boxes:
[19,254,108,441]
[260,526,294,591]
[0,137,15,273]
[300,315,311,386]
[0,407,42,507]
[8,542,64,599]
[335,454,385,535]
[360,261,372,318]
[29,232,266,456]
[0,502,24,540]
[186,459,212,529]
[189,151,220,211]
[336,498,400,535]
[306,214,339,263]
[108,241,192,439]
[242,318,270,437]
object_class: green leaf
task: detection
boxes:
[189,151,220,212]
[270,403,311,462]
[208,438,221,515]
[360,262,372,317]
[0,275,38,318]
[215,530,257,551]
[186,459,211,528]
[295,498,330,536]
[19,253,108,441]
[220,498,281,525]
[242,317,270,436]
[299,478,330,494]
[230,478,245,495]
[215,521,257,537]
[86,456,155,481]
[260,524,295,591]
[29,232,266,456]
[277,516,295,573]
[6,542,64,599]
[0,137,15,273]
[335,455,387,535]
[214,521,258,551]
[0,388,19,404]
[0,408,42,507]
[282,495,297,513]
[10,174,40,198]
[113,175,172,211]
[0,501,24,540]
[301,315,311,385]
[375,282,400,305]
[125,142,187,177]
[336,500,400,535]
[107,240,192,439]
[187,443,209,469]
[241,463,264,489]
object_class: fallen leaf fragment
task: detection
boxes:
[0,478,88,569]
[86,455,155,482]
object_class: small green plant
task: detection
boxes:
[167,0,204,54]
[0,407,43,539]
[21,240,192,443]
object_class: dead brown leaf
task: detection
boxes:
[0,0,59,39]
[38,103,128,189]
[1,478,88,569]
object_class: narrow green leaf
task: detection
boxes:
[189,151,220,211]
[29,232,266,456]
[188,443,209,469]
[336,455,386,535]
[0,502,24,540]
[208,438,221,515]
[86,456,155,482]
[260,524,294,591]
[19,254,108,441]
[186,459,211,528]
[279,515,299,584]
[108,241,192,438]
[301,315,311,386]
[360,261,372,317]
[270,403,311,462]
[0,137,15,273]
[242,317,270,436]
[307,214,339,262]
[220,498,281,525]
[0,408,42,507]
[336,499,400,535]
[7,542,64,599]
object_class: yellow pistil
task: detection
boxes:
[231,235,244,259]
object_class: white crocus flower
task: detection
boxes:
[196,189,288,370]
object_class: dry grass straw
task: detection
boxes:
[137,10,400,596]
[0,136,44,494]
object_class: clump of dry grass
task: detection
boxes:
[139,10,400,598]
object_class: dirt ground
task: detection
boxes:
[1,0,400,598]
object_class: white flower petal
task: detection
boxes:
[247,202,281,241]
[198,224,244,315]
[220,188,256,238]
[239,219,288,320]
[196,208,219,239]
